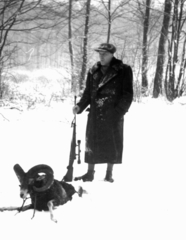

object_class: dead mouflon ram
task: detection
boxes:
[13,164,86,223]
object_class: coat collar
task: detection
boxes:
[90,57,123,75]
[90,57,123,89]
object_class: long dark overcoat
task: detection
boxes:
[77,57,133,164]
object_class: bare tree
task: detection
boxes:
[94,0,131,43]
[2,0,183,102]
[153,0,172,98]
[142,0,151,95]
[107,0,111,43]
[128,0,163,99]
[68,0,75,91]
[0,0,43,97]
[177,32,186,97]
[79,0,91,91]
[164,0,186,100]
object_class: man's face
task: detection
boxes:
[99,51,113,66]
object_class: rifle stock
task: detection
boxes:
[63,96,81,182]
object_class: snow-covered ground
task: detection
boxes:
[0,97,186,240]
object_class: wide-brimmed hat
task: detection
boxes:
[94,43,116,54]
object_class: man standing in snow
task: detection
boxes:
[73,43,133,183]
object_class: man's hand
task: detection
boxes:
[73,105,80,114]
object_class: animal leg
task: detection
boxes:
[18,198,30,213]
[31,195,37,219]
[21,204,33,212]
[47,200,57,223]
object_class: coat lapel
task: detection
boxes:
[98,68,117,89]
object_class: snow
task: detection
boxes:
[0,97,186,240]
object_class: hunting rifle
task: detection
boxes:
[63,96,81,182]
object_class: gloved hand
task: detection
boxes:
[73,105,80,114]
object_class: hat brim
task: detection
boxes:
[94,48,108,52]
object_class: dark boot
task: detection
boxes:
[74,170,95,182]
[104,171,114,183]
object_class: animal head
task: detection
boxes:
[13,164,54,199]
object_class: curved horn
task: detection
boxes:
[13,164,26,184]
[26,164,54,192]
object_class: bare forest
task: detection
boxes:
[0,1,186,237]
[0,0,186,104]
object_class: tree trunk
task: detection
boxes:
[0,67,2,99]
[79,0,91,91]
[141,0,151,96]
[36,43,40,68]
[168,0,178,100]
[68,0,75,92]
[107,0,111,43]
[153,0,172,98]
[176,34,186,97]
[164,0,186,100]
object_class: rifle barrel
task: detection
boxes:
[63,95,81,182]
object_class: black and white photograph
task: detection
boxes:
[0,0,186,239]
